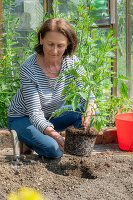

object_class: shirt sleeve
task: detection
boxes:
[20,65,54,133]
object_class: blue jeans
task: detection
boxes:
[7,105,83,159]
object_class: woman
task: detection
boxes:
[7,18,95,158]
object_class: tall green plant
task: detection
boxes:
[0,0,51,127]
[51,0,130,131]
[0,0,41,127]
[0,0,21,127]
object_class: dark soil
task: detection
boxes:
[64,126,98,156]
[0,129,12,149]
[0,129,133,200]
[65,126,98,136]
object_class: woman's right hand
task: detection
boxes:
[44,127,64,152]
[52,133,65,152]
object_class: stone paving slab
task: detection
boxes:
[0,128,133,157]
[93,144,133,155]
[0,144,133,158]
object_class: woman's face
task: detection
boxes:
[40,31,68,61]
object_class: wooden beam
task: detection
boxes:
[111,0,117,96]
[0,0,2,28]
[44,0,47,13]
[43,0,53,16]
[110,0,116,24]
[0,0,3,54]
[46,0,53,17]
[126,0,131,98]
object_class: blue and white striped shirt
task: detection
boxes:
[8,53,95,133]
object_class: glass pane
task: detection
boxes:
[58,0,110,26]
[3,0,44,48]
[59,0,80,14]
[58,0,80,16]
[117,0,126,95]
[87,0,110,26]
[117,0,133,100]
[15,0,44,30]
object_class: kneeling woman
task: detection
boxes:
[7,18,95,158]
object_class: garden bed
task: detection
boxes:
[0,129,133,200]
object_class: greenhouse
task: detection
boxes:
[0,1,133,200]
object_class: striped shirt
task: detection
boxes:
[8,53,95,133]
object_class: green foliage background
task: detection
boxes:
[0,0,37,127]
[51,0,132,131]
[0,0,132,129]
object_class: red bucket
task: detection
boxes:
[115,107,133,151]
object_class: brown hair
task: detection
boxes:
[34,18,78,57]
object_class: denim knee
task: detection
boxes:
[48,144,63,158]
[34,139,63,158]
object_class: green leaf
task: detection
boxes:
[49,107,71,119]
[61,85,69,95]
[81,75,87,82]
[79,91,88,101]
[90,116,95,127]
[113,78,118,87]
[72,95,80,111]
[118,75,129,80]
[120,82,128,98]
[64,94,74,101]
[69,68,79,78]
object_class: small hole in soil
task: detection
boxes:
[46,161,97,179]
[80,166,97,179]
[64,165,97,179]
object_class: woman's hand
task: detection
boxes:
[82,103,97,131]
[44,127,64,152]
[52,133,65,152]
[82,115,92,131]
